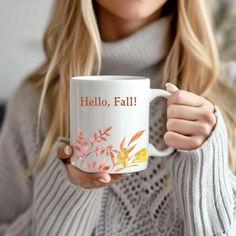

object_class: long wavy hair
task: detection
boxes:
[23,0,236,174]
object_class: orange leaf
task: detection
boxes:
[113,149,120,153]
[127,144,137,153]
[127,130,145,147]
[120,137,125,150]
[128,156,133,161]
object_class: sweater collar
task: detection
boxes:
[100,16,171,75]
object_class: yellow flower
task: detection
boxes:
[116,148,129,167]
[132,148,148,163]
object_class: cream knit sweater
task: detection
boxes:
[1,16,236,236]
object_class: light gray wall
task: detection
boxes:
[0,0,54,102]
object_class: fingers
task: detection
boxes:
[57,144,73,159]
[167,103,215,123]
[167,104,199,121]
[57,144,126,189]
[67,164,124,189]
[205,99,215,113]
[165,83,179,93]
[67,164,110,186]
[164,131,204,150]
[167,90,205,107]
[164,83,216,150]
[166,119,212,136]
[166,83,205,107]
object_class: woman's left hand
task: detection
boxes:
[164,83,216,150]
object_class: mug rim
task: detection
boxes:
[71,75,150,81]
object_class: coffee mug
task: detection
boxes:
[70,76,175,173]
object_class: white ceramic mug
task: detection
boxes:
[70,76,175,173]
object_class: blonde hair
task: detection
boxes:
[24,0,236,174]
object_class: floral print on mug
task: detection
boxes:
[73,126,148,172]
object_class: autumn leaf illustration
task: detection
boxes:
[89,138,95,144]
[132,148,148,163]
[116,148,129,167]
[99,162,110,172]
[75,126,147,173]
[100,137,107,141]
[127,130,145,147]
[106,126,112,132]
[75,126,113,164]
[127,144,137,153]
[93,132,98,139]
[86,161,97,170]
[91,161,97,169]
[114,129,147,170]
[120,137,125,150]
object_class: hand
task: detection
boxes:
[164,83,216,150]
[57,144,125,189]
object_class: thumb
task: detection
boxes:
[165,83,179,94]
[67,164,112,184]
[96,173,111,183]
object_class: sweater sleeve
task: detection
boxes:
[167,106,236,236]
[33,137,104,236]
[0,135,103,236]
[0,83,104,236]
[0,90,33,236]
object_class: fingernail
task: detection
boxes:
[165,83,179,93]
[64,145,73,156]
[99,178,110,183]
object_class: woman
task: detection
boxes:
[1,0,236,235]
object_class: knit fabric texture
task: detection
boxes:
[1,16,236,236]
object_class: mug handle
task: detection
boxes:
[147,89,176,157]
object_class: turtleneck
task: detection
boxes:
[101,16,171,88]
